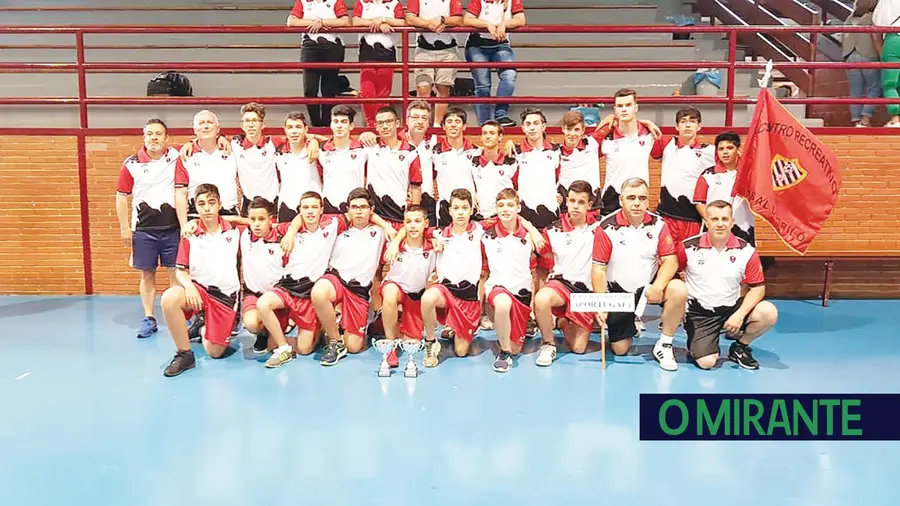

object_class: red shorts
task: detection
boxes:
[182,282,237,347]
[321,274,370,336]
[545,280,595,333]
[380,281,424,339]
[242,294,290,331]
[487,286,531,345]
[432,284,481,343]
[662,216,702,244]
[272,287,319,332]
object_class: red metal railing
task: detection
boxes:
[3,23,900,294]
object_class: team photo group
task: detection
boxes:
[116,89,779,379]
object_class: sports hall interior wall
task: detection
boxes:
[1,133,898,299]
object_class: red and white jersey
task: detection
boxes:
[559,136,601,191]
[291,0,349,44]
[693,164,756,242]
[433,137,478,204]
[117,146,184,231]
[433,221,485,293]
[657,137,715,222]
[179,142,240,213]
[466,0,524,46]
[318,139,367,213]
[176,218,241,302]
[384,238,436,296]
[410,133,438,221]
[537,213,601,290]
[596,123,664,200]
[407,0,463,49]
[471,149,517,218]
[365,138,423,223]
[482,219,534,299]
[240,227,286,295]
[593,210,676,293]
[678,233,764,310]
[232,135,283,204]
[353,0,404,49]
[514,139,562,227]
[328,223,386,298]
[276,146,323,221]
[277,215,347,297]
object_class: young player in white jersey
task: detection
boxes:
[592,178,688,371]
[161,184,241,377]
[432,107,479,227]
[693,131,757,246]
[482,188,535,373]
[558,110,602,211]
[471,120,517,220]
[276,111,323,223]
[318,105,368,213]
[677,200,779,370]
[231,103,284,216]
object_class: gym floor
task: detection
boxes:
[1,296,897,506]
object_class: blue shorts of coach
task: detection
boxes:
[132,229,180,270]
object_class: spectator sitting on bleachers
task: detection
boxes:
[287,0,351,128]
[463,0,527,128]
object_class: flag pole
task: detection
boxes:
[758,59,775,90]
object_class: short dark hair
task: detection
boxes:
[715,131,741,149]
[331,105,356,123]
[145,118,168,134]
[347,187,373,206]
[562,111,585,129]
[520,107,546,124]
[706,200,733,212]
[481,120,503,135]
[248,196,276,216]
[194,183,220,201]
[285,111,308,126]
[675,106,701,123]
[567,180,593,199]
[496,188,519,203]
[404,204,428,220]
[407,100,431,116]
[450,188,473,207]
[298,191,323,208]
[375,106,398,120]
[614,88,637,100]
[241,102,266,120]
[442,107,467,125]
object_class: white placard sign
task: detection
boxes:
[570,292,636,313]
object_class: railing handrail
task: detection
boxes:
[0,4,646,12]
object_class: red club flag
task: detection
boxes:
[733,88,842,254]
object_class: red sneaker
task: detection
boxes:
[387,348,399,368]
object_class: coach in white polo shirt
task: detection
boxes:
[678,200,778,370]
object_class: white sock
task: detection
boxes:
[275,343,292,354]
[659,334,674,346]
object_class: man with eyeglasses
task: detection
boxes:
[311,188,389,366]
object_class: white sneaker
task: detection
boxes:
[653,340,678,371]
[535,343,557,367]
[423,340,441,368]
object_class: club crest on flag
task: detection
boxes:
[771,154,808,191]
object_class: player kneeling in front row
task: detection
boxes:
[679,200,778,370]
[482,189,537,372]
[162,184,241,377]
[377,205,437,377]
[591,178,687,371]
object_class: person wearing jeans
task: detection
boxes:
[874,0,900,126]
[288,0,351,127]
[843,0,883,127]
[464,0,526,127]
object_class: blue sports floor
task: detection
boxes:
[1,296,898,506]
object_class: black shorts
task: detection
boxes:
[605,285,661,343]
[684,299,752,358]
[132,228,179,270]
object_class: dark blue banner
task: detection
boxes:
[639,394,900,441]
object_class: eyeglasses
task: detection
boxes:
[375,120,397,127]
[349,204,370,211]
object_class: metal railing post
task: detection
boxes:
[725,28,737,127]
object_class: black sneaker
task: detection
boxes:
[728,341,759,370]
[252,330,269,355]
[493,350,512,373]
[163,350,196,377]
[188,313,205,342]
[320,340,347,366]
[496,116,517,128]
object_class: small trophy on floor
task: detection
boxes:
[372,338,397,378]
[401,339,425,378]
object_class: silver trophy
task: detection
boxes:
[372,338,397,377]
[400,339,425,378]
